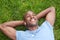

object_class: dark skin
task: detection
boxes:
[0,7,55,40]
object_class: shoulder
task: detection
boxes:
[40,20,54,30]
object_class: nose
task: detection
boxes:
[31,16,34,19]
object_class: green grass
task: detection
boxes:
[0,0,60,40]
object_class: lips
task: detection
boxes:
[31,18,36,22]
[31,19,35,21]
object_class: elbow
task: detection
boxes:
[49,7,55,14]
[0,24,6,29]
[50,6,55,9]
[0,23,8,28]
[50,7,55,11]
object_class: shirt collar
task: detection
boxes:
[26,26,41,34]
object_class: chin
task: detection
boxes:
[26,21,38,27]
[30,23,38,26]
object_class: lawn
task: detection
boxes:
[0,0,60,40]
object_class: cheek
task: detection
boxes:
[26,17,30,21]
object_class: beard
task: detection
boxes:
[26,22,38,28]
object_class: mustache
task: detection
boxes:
[26,22,38,27]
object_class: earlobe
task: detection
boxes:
[24,22,26,26]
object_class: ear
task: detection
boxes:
[24,22,26,26]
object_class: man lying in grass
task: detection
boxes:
[0,7,55,40]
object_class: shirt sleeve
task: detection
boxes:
[40,20,54,30]
[38,20,54,40]
[16,31,23,40]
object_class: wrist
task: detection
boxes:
[0,24,2,29]
[0,24,4,29]
[21,20,25,25]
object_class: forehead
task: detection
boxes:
[26,11,35,16]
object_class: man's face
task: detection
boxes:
[24,11,38,27]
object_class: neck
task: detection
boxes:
[28,26,38,31]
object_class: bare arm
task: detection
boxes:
[36,7,55,26]
[0,20,24,40]
[0,25,16,40]
[2,20,24,27]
